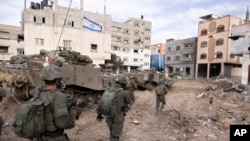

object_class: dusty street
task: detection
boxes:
[1,79,250,141]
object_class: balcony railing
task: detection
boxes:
[182,57,193,62]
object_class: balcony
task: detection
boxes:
[182,57,193,62]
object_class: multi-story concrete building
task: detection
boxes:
[0,24,24,61]
[230,9,250,84]
[22,0,112,66]
[21,0,151,70]
[195,14,244,79]
[110,17,152,71]
[151,43,166,55]
[165,37,197,78]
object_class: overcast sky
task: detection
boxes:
[0,0,249,44]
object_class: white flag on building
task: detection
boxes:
[83,16,102,32]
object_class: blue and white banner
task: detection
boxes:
[83,16,102,32]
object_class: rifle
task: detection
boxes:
[66,96,87,120]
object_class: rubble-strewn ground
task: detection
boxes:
[1,79,250,141]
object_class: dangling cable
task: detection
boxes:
[43,0,72,89]
[46,0,72,75]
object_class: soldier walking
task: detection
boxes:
[35,65,82,141]
[96,75,132,141]
[155,80,168,115]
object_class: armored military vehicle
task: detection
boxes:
[0,49,116,105]
[130,70,174,91]
[0,58,44,102]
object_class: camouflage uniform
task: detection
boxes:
[96,83,132,141]
[155,82,168,115]
[35,65,81,141]
[127,77,137,106]
[0,87,6,136]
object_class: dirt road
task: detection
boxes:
[1,79,250,141]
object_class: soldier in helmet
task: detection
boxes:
[155,79,168,115]
[127,74,137,107]
[96,75,132,141]
[34,65,81,141]
[0,86,6,135]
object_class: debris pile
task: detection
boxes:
[206,79,249,93]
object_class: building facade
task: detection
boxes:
[195,14,244,79]
[110,17,152,71]
[22,0,112,66]
[151,43,166,55]
[230,10,250,84]
[0,24,24,61]
[165,37,197,78]
[21,0,152,69]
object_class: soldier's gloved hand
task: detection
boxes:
[97,114,104,122]
[70,106,82,120]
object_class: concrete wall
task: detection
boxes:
[23,5,112,66]
[230,23,250,84]
[231,24,250,54]
[242,53,250,84]
[0,24,24,61]
[24,23,111,65]
[165,37,197,78]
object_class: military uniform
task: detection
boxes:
[34,65,81,141]
[155,82,168,115]
[127,78,137,106]
[0,87,6,135]
[96,84,132,141]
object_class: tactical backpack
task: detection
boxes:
[12,96,46,138]
[100,88,122,117]
[155,85,166,95]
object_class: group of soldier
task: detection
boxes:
[0,64,169,141]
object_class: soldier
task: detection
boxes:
[155,80,168,115]
[96,76,132,141]
[35,65,81,141]
[127,74,137,106]
[0,87,6,136]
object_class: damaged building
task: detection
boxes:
[195,14,244,79]
[230,8,250,85]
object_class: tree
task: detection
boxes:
[105,54,124,72]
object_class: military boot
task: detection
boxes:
[160,104,165,112]
[156,108,159,116]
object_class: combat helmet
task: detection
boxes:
[0,87,6,97]
[40,65,63,81]
[159,79,165,84]
[115,74,127,85]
